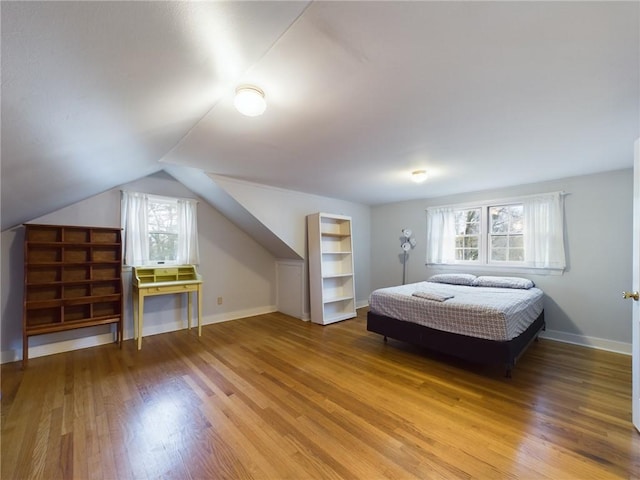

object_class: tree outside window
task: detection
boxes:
[454,208,480,261]
[121,191,199,266]
[489,205,524,262]
[147,199,179,262]
[426,192,565,272]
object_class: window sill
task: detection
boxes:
[425,263,564,276]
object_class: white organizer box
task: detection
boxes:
[307,212,356,325]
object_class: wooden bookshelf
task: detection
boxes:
[22,224,123,366]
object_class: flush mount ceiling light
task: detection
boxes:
[234,85,266,117]
[411,170,428,183]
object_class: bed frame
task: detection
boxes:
[367,310,545,377]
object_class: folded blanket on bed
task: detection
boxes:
[412,291,454,302]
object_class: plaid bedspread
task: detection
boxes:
[368,281,544,341]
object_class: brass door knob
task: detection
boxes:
[622,291,640,301]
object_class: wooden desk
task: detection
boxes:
[132,265,202,350]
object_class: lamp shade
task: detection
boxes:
[234,86,266,117]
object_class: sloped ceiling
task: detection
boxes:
[2,1,638,232]
[0,1,309,230]
[163,164,301,259]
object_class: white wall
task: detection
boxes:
[371,169,634,353]
[6,167,629,361]
[1,172,277,362]
[210,176,372,313]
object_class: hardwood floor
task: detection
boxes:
[2,308,639,479]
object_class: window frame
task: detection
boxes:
[488,203,524,265]
[121,190,200,268]
[146,194,180,265]
[452,203,525,267]
[425,193,565,275]
[453,207,483,264]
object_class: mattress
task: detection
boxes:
[368,281,544,341]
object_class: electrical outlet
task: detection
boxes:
[217,296,223,305]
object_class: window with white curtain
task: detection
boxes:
[426,192,566,272]
[121,191,200,266]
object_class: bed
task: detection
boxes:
[366,274,545,377]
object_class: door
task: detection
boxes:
[632,138,640,433]
[276,260,304,319]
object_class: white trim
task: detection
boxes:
[204,305,278,324]
[120,189,198,204]
[1,332,118,364]
[540,329,631,355]
[425,192,566,273]
[275,259,305,320]
[426,263,564,276]
[424,190,567,212]
[138,305,278,335]
[2,311,629,363]
[1,305,278,364]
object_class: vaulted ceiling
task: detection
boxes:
[2,1,638,231]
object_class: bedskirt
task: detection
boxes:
[366,310,545,377]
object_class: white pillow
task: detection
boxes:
[427,273,477,286]
[473,276,534,289]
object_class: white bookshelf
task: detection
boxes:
[307,213,356,325]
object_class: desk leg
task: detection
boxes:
[137,294,144,350]
[198,286,202,337]
[132,291,138,341]
[187,291,192,331]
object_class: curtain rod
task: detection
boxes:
[425,191,567,211]
[120,190,199,203]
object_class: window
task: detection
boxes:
[426,192,565,272]
[452,205,524,264]
[121,191,199,266]
[489,204,523,262]
[454,208,480,261]
[148,197,179,262]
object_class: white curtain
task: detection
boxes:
[426,193,566,271]
[121,191,149,266]
[177,198,200,265]
[523,192,566,270]
[121,191,200,266]
[426,206,457,264]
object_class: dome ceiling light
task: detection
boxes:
[234,85,266,117]
[411,170,428,183]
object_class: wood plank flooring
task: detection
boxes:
[2,308,639,479]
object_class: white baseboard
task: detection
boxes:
[290,300,367,323]
[202,305,278,325]
[4,310,630,364]
[540,329,631,355]
[1,332,119,364]
[352,303,630,355]
[141,305,279,336]
[1,305,279,364]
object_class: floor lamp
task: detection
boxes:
[401,228,416,285]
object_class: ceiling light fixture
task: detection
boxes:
[411,170,428,183]
[234,85,266,117]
